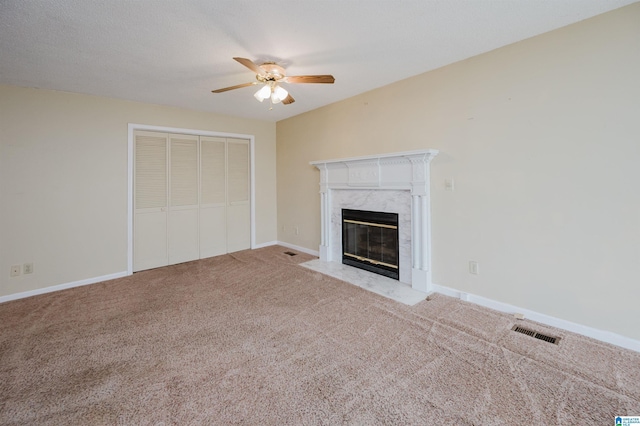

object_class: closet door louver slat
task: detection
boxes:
[201,138,226,205]
[135,135,167,209]
[227,140,249,204]
[170,138,199,207]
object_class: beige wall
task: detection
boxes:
[277,4,640,340]
[0,86,277,297]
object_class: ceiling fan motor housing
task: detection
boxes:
[256,62,286,82]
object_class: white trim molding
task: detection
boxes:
[431,283,640,353]
[0,271,128,304]
[310,149,439,293]
[127,123,256,276]
[252,240,279,250]
[276,241,320,257]
[248,240,320,257]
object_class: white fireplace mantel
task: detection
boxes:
[310,149,439,293]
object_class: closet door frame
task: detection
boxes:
[126,123,255,275]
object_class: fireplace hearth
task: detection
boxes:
[342,209,399,280]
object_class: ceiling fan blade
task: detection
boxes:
[233,57,265,75]
[284,75,335,84]
[282,94,295,105]
[211,82,257,93]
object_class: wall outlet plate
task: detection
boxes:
[10,265,21,277]
[23,263,34,274]
[469,261,479,275]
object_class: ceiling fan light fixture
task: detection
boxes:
[254,85,271,102]
[272,85,288,103]
[212,57,334,107]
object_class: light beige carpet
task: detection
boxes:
[1,245,639,425]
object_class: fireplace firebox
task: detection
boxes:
[342,209,399,280]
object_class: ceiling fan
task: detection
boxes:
[211,57,335,107]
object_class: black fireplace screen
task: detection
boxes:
[342,209,399,280]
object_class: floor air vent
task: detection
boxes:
[284,251,297,256]
[512,325,560,345]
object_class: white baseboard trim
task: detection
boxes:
[431,283,640,353]
[275,241,320,257]
[0,271,129,304]
[252,240,278,249]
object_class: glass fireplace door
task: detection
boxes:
[342,209,399,280]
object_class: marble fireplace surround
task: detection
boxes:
[310,149,439,293]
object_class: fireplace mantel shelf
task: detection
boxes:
[310,149,439,167]
[310,149,439,293]
[310,149,439,189]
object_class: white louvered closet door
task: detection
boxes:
[200,136,227,257]
[134,131,251,271]
[134,131,168,272]
[168,134,200,265]
[226,139,251,253]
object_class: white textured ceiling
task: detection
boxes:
[0,0,636,122]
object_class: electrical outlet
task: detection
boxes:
[10,265,21,277]
[295,226,299,236]
[24,263,34,274]
[469,261,479,275]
